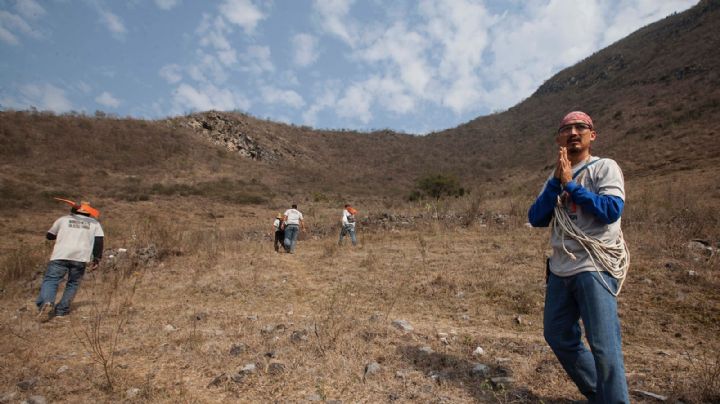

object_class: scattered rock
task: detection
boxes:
[495,357,511,364]
[395,370,408,379]
[632,389,668,401]
[230,373,245,383]
[268,362,286,375]
[21,396,46,404]
[392,319,413,332]
[364,362,381,378]
[246,315,258,321]
[686,240,715,258]
[473,347,485,356]
[56,365,69,374]
[0,393,17,404]
[490,377,515,389]
[470,364,490,378]
[261,324,285,334]
[239,363,256,374]
[264,351,277,358]
[419,346,434,354]
[17,377,37,391]
[688,270,697,277]
[126,388,141,399]
[307,394,322,401]
[207,373,227,388]
[290,330,308,343]
[229,343,246,356]
[164,324,176,332]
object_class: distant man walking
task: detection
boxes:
[36,199,104,322]
[338,204,357,246]
[528,111,630,402]
[283,204,305,253]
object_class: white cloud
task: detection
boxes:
[336,82,373,123]
[302,82,341,127]
[355,22,431,96]
[171,82,250,114]
[602,0,695,46]
[154,0,181,11]
[99,9,127,40]
[219,0,266,34]
[239,45,274,74]
[0,25,18,45]
[16,0,46,20]
[312,0,357,46]
[95,91,121,108]
[292,33,319,67]
[17,83,73,112]
[159,64,183,84]
[260,86,305,109]
[0,9,41,45]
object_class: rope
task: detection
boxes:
[551,190,630,297]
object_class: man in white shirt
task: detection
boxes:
[338,204,357,246]
[36,200,104,321]
[282,204,305,253]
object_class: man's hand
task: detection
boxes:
[554,147,572,185]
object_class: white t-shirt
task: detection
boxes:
[545,157,625,277]
[284,209,303,225]
[273,218,282,231]
[48,214,104,262]
[341,209,356,229]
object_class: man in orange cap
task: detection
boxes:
[36,199,104,321]
[528,111,629,402]
[338,204,357,246]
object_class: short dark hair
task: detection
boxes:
[292,204,297,209]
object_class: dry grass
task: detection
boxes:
[0,191,717,403]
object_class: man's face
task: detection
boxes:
[556,122,596,154]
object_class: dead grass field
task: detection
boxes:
[1,185,718,403]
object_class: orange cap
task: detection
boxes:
[54,197,101,218]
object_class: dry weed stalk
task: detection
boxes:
[313,285,354,355]
[73,270,141,392]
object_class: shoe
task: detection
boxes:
[37,302,53,323]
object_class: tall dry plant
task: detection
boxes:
[73,270,141,392]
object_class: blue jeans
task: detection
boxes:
[283,224,300,253]
[36,260,86,315]
[338,225,356,246]
[544,271,629,403]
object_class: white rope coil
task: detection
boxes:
[551,195,630,296]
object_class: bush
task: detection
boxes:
[409,174,466,201]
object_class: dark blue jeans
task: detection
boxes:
[283,224,300,253]
[338,225,356,246]
[36,260,86,315]
[544,271,629,403]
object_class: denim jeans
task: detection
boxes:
[338,225,356,246]
[36,260,86,315]
[544,271,629,403]
[283,224,300,253]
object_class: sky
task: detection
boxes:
[0,0,697,134]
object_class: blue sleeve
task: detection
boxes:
[528,177,562,227]
[564,181,624,224]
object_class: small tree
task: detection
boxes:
[410,174,465,202]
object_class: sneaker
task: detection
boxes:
[37,302,53,323]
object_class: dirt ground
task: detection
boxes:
[1,200,718,403]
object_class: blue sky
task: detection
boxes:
[0,0,697,134]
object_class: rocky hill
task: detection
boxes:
[1,1,719,207]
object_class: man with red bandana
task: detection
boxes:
[528,111,629,402]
